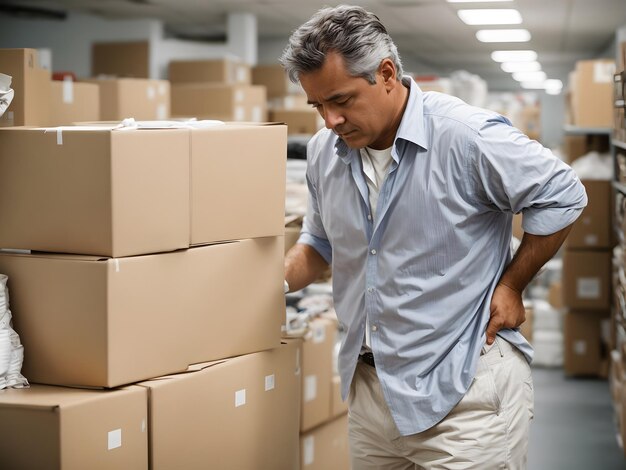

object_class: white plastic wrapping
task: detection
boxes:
[0,274,29,389]
[0,73,14,118]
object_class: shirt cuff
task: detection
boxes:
[522,206,585,236]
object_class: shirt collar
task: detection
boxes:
[334,76,428,165]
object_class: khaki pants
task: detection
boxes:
[348,339,534,469]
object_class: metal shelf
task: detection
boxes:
[563,124,612,135]
[613,139,626,151]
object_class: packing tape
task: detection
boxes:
[62,77,74,104]
[114,259,120,273]
[56,129,63,145]
[235,389,246,407]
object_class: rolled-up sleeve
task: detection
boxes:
[297,163,333,264]
[470,117,588,235]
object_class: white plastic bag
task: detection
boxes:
[0,274,29,389]
[0,73,14,118]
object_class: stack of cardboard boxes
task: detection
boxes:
[0,88,310,465]
[609,41,626,457]
[170,58,266,122]
[254,64,324,136]
[562,180,614,377]
[287,314,350,470]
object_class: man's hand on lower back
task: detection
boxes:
[486,282,526,345]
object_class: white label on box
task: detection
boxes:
[235,389,246,407]
[584,234,598,245]
[251,106,262,122]
[156,104,167,120]
[573,340,587,355]
[158,83,167,95]
[56,129,63,145]
[141,419,146,433]
[285,96,295,109]
[6,111,13,124]
[577,278,601,299]
[304,375,317,402]
[237,66,247,83]
[594,62,615,83]
[303,436,315,466]
[147,86,156,100]
[63,77,74,104]
[114,259,120,273]
[265,374,275,391]
[235,90,245,103]
[108,429,122,450]
[313,325,326,343]
[234,106,245,121]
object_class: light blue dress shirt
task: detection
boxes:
[298,78,587,436]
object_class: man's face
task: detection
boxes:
[299,52,395,150]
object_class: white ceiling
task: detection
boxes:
[4,0,626,91]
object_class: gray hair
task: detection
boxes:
[280,5,404,85]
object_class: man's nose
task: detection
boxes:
[323,107,345,130]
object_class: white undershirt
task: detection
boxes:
[359,145,393,350]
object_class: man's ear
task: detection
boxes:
[379,58,397,91]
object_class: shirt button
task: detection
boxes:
[367,287,374,293]
[367,214,372,221]
[371,325,378,332]
[370,249,377,255]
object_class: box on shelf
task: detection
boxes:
[252,64,304,99]
[91,41,150,79]
[83,78,170,121]
[330,375,348,419]
[300,414,350,470]
[564,310,609,376]
[0,237,284,388]
[0,127,189,258]
[140,341,300,470]
[519,307,534,343]
[0,48,51,127]
[562,250,612,310]
[169,58,251,85]
[270,108,324,135]
[566,180,614,249]
[0,384,148,470]
[269,94,310,110]
[572,59,615,128]
[171,83,266,122]
[519,105,541,141]
[49,80,100,126]
[299,317,337,432]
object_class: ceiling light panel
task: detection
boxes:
[513,71,547,82]
[500,61,541,73]
[476,29,531,42]
[458,9,522,25]
[491,50,538,62]
[448,0,512,3]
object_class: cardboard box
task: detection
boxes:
[300,414,350,470]
[169,58,251,85]
[0,127,189,258]
[49,80,100,126]
[512,213,523,240]
[140,341,300,470]
[564,311,608,376]
[269,94,310,110]
[519,105,541,141]
[252,64,303,98]
[519,307,534,343]
[0,384,148,469]
[572,59,615,128]
[0,237,284,388]
[562,135,587,162]
[330,375,348,419]
[0,48,51,127]
[562,250,612,310]
[91,41,150,79]
[84,78,170,121]
[270,108,324,135]
[566,180,613,249]
[285,226,301,254]
[301,317,337,432]
[190,123,287,244]
[171,83,266,122]
[548,280,563,309]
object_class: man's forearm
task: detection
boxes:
[499,223,574,293]
[285,243,329,292]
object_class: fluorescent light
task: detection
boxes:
[520,82,546,89]
[545,88,562,95]
[513,71,546,82]
[458,9,522,25]
[448,0,512,3]
[491,50,537,62]
[476,29,531,43]
[501,61,541,73]
[544,79,563,90]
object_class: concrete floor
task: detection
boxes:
[528,367,625,470]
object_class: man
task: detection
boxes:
[280,5,587,469]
